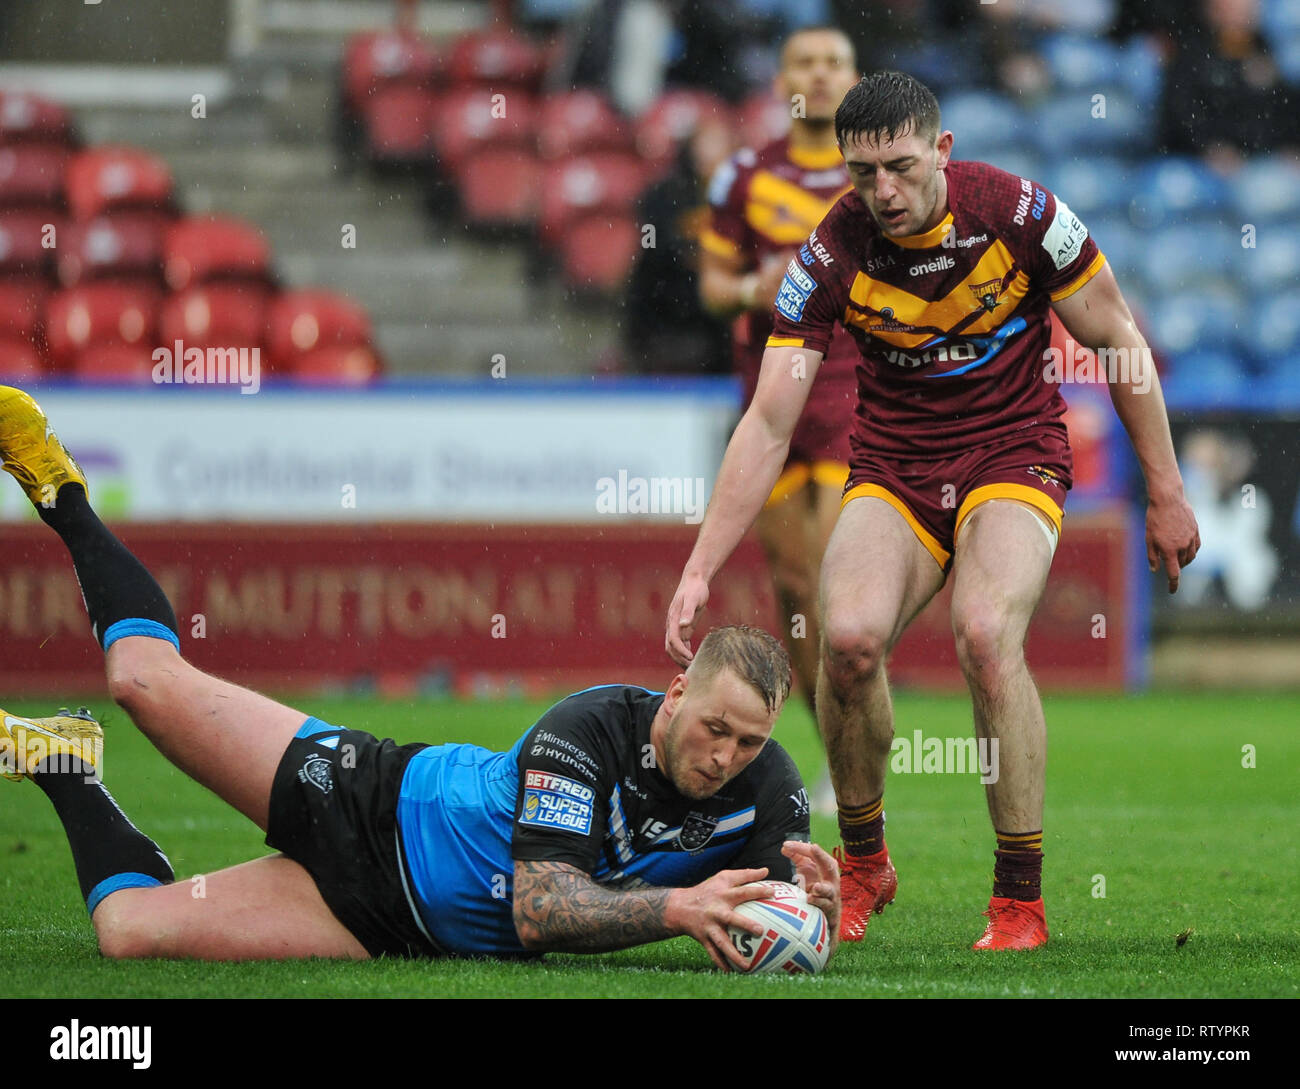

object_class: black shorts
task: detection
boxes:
[265,717,442,959]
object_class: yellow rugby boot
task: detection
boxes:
[0,385,87,507]
[0,707,104,781]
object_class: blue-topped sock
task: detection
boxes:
[36,483,179,651]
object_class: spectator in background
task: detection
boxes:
[622,117,735,374]
[1159,0,1300,170]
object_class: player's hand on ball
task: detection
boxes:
[665,571,710,666]
[666,867,771,972]
[783,840,842,958]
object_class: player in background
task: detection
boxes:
[698,26,860,813]
[0,386,839,969]
[666,72,1200,949]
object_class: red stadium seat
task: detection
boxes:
[0,338,45,381]
[738,93,792,149]
[0,144,69,208]
[290,344,382,385]
[266,288,373,369]
[57,211,169,287]
[0,92,76,147]
[635,90,731,177]
[45,282,161,371]
[341,30,441,116]
[434,87,536,173]
[537,91,630,159]
[445,30,546,90]
[64,146,174,221]
[456,146,542,228]
[559,214,642,293]
[362,84,440,165]
[0,279,51,344]
[71,342,156,384]
[158,283,271,351]
[537,152,650,245]
[0,209,64,277]
[162,215,271,291]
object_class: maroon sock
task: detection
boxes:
[838,796,885,857]
[993,829,1043,901]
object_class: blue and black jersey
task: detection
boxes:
[395,685,810,956]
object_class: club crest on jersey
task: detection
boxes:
[298,753,334,794]
[1026,465,1063,487]
[679,811,719,851]
[968,278,1004,312]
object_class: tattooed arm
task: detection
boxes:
[512,859,772,970]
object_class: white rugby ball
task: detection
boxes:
[727,881,831,975]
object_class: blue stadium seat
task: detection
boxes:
[1030,90,1142,157]
[1117,37,1165,109]
[1086,213,1143,281]
[893,41,976,94]
[1128,158,1233,229]
[1262,0,1300,38]
[1041,34,1124,91]
[1139,222,1239,294]
[1239,225,1300,292]
[1145,288,1246,356]
[939,91,1026,157]
[1250,291,1300,360]
[1275,32,1300,83]
[1160,351,1249,409]
[1230,156,1300,220]
[1042,156,1133,217]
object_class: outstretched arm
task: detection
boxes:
[1051,264,1200,592]
[512,859,772,971]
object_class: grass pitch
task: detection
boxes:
[0,690,1295,999]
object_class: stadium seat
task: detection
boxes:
[445,29,546,90]
[537,152,650,245]
[1138,222,1239,294]
[737,93,791,148]
[938,91,1026,158]
[1145,287,1245,356]
[362,84,441,166]
[0,92,75,147]
[0,279,49,347]
[1159,350,1249,409]
[1239,226,1300,293]
[1230,156,1300,220]
[45,282,161,371]
[158,282,270,351]
[537,91,629,158]
[1041,156,1132,218]
[341,30,441,118]
[456,146,542,228]
[0,338,45,381]
[1085,213,1143,282]
[1040,33,1125,92]
[1030,90,1141,157]
[1117,36,1165,109]
[558,214,642,293]
[162,215,272,291]
[291,344,382,384]
[0,208,63,277]
[1251,290,1300,360]
[985,149,1044,189]
[1128,158,1232,229]
[56,211,169,287]
[634,89,730,177]
[434,87,536,174]
[266,288,373,370]
[63,146,174,222]
[1276,31,1300,82]
[0,144,69,209]
[71,342,156,384]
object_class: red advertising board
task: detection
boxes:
[0,511,1133,697]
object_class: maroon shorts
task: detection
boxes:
[842,426,1072,569]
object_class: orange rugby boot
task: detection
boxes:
[834,845,897,941]
[972,896,1049,950]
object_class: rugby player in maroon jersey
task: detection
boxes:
[667,71,1200,949]
[698,26,861,814]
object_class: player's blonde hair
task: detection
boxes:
[686,625,792,714]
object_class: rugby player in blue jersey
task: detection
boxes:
[0,387,840,971]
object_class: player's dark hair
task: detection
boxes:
[690,625,792,714]
[835,70,940,147]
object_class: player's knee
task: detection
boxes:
[94,905,160,960]
[821,615,888,687]
[952,609,1022,684]
[106,651,183,716]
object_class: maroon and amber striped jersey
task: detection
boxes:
[767,159,1106,460]
[703,137,858,445]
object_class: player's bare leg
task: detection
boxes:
[94,854,368,960]
[817,495,944,938]
[948,498,1056,950]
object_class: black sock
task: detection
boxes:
[37,484,179,651]
[31,758,174,914]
